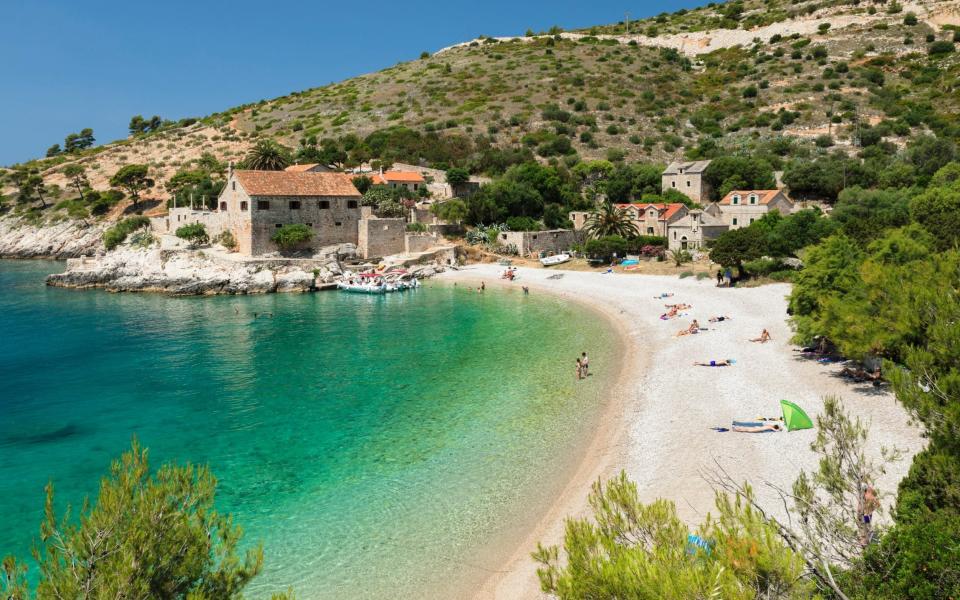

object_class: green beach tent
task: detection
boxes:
[780,400,814,432]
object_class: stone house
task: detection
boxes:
[153,170,362,255]
[498,229,578,257]
[569,211,591,231]
[661,160,712,204]
[667,210,728,251]
[717,190,794,230]
[617,202,689,237]
[369,170,426,193]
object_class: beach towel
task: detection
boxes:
[732,421,765,428]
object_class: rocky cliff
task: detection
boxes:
[0,217,108,258]
[45,245,446,295]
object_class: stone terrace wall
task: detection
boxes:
[358,218,405,259]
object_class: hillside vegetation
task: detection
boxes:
[2,0,960,223]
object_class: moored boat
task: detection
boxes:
[539,253,571,267]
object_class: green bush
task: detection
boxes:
[743,257,785,276]
[678,270,694,278]
[175,223,209,246]
[217,230,238,250]
[626,235,667,253]
[103,216,150,250]
[505,215,540,231]
[271,223,313,250]
[585,235,628,261]
[405,222,428,232]
[929,40,956,56]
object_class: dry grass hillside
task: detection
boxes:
[3,0,960,222]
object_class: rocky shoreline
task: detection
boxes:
[45,245,447,295]
[0,216,108,259]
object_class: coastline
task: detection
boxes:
[437,268,647,600]
[440,264,925,600]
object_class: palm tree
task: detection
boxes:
[584,203,640,239]
[242,140,292,171]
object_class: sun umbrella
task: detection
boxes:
[781,399,814,432]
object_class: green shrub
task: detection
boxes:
[505,215,540,231]
[103,216,150,250]
[175,222,209,246]
[271,223,313,250]
[217,230,238,250]
[678,270,694,278]
[405,222,428,232]
[929,40,956,56]
[585,235,628,261]
[743,257,785,276]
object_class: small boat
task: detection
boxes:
[540,253,571,267]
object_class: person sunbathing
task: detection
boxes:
[733,422,782,433]
[676,319,700,336]
[662,306,680,319]
[750,329,772,343]
[840,365,882,381]
[709,316,731,322]
[654,293,674,299]
[694,359,735,367]
[666,303,692,310]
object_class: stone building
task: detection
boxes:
[497,229,578,257]
[617,202,688,236]
[716,189,793,230]
[662,160,712,203]
[369,170,426,193]
[667,210,728,251]
[153,170,362,255]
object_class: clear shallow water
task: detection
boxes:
[0,260,613,599]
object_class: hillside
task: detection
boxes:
[3,0,960,221]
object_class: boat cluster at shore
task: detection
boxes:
[337,271,421,294]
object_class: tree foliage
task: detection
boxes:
[271,223,313,251]
[583,203,639,239]
[242,140,293,171]
[109,164,155,205]
[534,472,811,599]
[0,441,287,599]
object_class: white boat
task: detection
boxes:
[539,253,571,267]
[337,276,420,294]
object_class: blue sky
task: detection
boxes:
[1,0,703,165]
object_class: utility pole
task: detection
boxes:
[625,11,630,35]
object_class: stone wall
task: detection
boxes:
[405,233,439,254]
[497,229,578,257]
[249,195,360,255]
[358,218,405,259]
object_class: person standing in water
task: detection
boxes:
[575,358,583,380]
[581,352,589,377]
[481,281,486,292]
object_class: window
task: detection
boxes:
[732,217,738,226]
[257,200,270,210]
[289,200,301,210]
[275,224,282,228]
[673,231,677,239]
[750,218,755,223]
[532,235,538,240]
[732,195,740,205]
[647,227,654,234]
[232,181,236,191]
[219,201,227,211]
[335,221,342,226]
[686,180,691,187]
[671,181,676,188]
[749,195,757,205]
[319,200,330,209]
[240,201,248,211]
[413,184,419,190]
[649,211,655,217]
[347,200,358,209]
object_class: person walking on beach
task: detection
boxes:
[575,358,583,380]
[716,270,723,287]
[581,352,589,377]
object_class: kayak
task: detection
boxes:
[540,253,571,267]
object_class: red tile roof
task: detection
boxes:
[234,170,361,197]
[370,171,425,185]
[719,190,783,205]
[615,202,686,221]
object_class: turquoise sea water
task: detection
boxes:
[0,260,613,599]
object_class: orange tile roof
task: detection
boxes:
[234,170,361,197]
[371,170,425,183]
[719,190,782,205]
[615,202,686,221]
[284,163,320,172]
